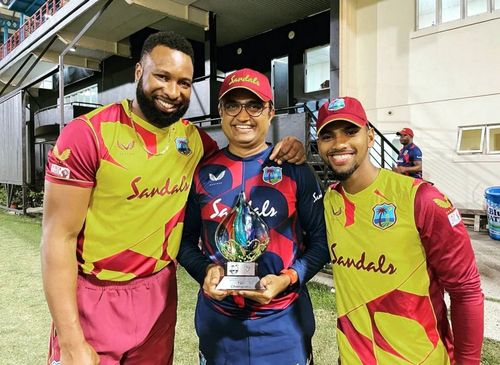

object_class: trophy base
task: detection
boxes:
[216,276,262,290]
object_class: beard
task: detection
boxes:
[330,165,359,181]
[135,77,190,128]
[321,155,360,181]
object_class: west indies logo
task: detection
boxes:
[262,166,282,185]
[175,137,191,155]
[372,203,396,230]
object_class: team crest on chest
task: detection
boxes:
[372,203,397,230]
[175,137,191,155]
[262,166,282,185]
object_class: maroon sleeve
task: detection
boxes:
[45,118,99,188]
[196,126,219,159]
[414,183,484,364]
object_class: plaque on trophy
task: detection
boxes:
[215,192,270,290]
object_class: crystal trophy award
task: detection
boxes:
[215,192,270,290]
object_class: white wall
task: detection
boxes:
[341,0,500,209]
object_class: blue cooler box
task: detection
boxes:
[485,186,500,240]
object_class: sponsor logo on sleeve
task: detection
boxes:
[433,194,461,226]
[447,209,461,227]
[313,192,323,203]
[50,164,71,179]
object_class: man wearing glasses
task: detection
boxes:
[177,68,330,364]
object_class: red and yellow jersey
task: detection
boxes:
[324,169,483,364]
[46,100,217,281]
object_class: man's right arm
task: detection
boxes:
[41,181,99,364]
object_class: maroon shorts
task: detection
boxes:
[48,264,177,365]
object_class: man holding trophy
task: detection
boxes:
[177,68,330,364]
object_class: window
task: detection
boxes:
[64,84,98,104]
[457,126,484,153]
[487,125,500,153]
[304,45,330,93]
[37,75,53,90]
[417,0,497,29]
[418,0,437,28]
[467,0,488,16]
[442,0,462,22]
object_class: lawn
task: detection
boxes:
[0,210,498,364]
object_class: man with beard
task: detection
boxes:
[316,97,484,364]
[41,32,305,365]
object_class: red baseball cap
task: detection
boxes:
[219,68,273,102]
[316,97,369,134]
[396,128,414,137]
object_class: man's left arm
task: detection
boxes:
[415,183,484,364]
[288,163,330,284]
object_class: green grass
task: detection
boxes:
[1,210,499,364]
[0,211,49,364]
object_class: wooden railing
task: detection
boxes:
[0,0,68,60]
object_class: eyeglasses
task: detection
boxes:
[222,102,270,117]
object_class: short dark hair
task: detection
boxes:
[140,31,194,64]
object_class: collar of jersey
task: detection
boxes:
[223,143,273,162]
[341,168,384,200]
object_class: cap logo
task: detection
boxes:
[328,98,345,111]
[229,74,260,86]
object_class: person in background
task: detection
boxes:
[41,32,305,365]
[177,68,330,365]
[317,96,484,364]
[392,127,423,178]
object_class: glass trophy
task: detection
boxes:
[215,192,270,290]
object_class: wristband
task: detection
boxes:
[279,268,298,286]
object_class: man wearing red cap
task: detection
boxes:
[316,96,484,364]
[392,127,423,179]
[177,68,330,364]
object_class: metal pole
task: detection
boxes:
[0,34,58,97]
[21,91,27,215]
[59,0,114,130]
[15,35,58,89]
[381,140,386,168]
[19,14,25,42]
[0,54,33,96]
[329,0,340,99]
